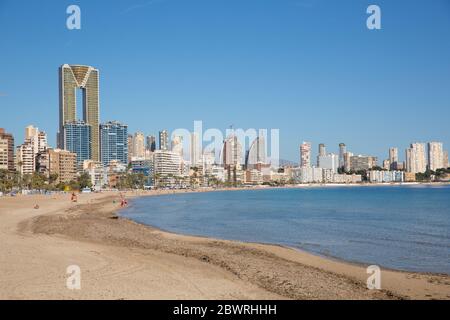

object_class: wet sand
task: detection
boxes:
[0,190,449,300]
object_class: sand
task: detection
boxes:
[0,190,449,300]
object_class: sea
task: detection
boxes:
[120,185,450,274]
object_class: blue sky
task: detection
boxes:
[0,0,449,162]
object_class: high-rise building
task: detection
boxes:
[100,121,128,166]
[318,143,326,157]
[47,149,77,184]
[127,134,133,164]
[132,132,145,158]
[350,155,377,171]
[343,152,353,172]
[245,134,267,169]
[146,135,156,152]
[389,147,399,170]
[0,128,15,171]
[153,150,182,186]
[58,64,100,161]
[15,140,34,175]
[406,143,426,173]
[318,153,339,173]
[190,132,201,167]
[444,150,449,169]
[24,125,48,157]
[63,120,92,167]
[171,135,184,157]
[338,143,346,168]
[428,142,444,171]
[300,142,312,168]
[222,135,243,167]
[317,143,326,167]
[159,130,169,151]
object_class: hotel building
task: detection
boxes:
[58,64,100,161]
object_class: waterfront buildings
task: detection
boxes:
[0,128,15,171]
[300,141,312,168]
[159,130,169,151]
[100,121,128,166]
[428,142,444,171]
[83,160,107,190]
[63,120,92,167]
[58,64,100,162]
[153,150,182,186]
[406,142,427,173]
[368,170,404,183]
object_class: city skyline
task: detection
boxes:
[1,1,449,162]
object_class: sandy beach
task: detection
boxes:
[0,190,449,300]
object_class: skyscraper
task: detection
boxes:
[406,143,426,173]
[190,132,201,166]
[389,147,399,170]
[318,153,339,173]
[159,130,169,151]
[100,121,128,166]
[146,135,156,152]
[443,151,449,169]
[245,134,267,169]
[222,135,243,167]
[338,143,346,169]
[171,135,184,157]
[300,142,311,168]
[58,64,100,161]
[132,132,145,158]
[0,128,15,171]
[63,120,92,166]
[317,143,326,167]
[318,143,326,157]
[428,142,444,171]
[25,125,48,157]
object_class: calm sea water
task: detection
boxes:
[120,185,450,274]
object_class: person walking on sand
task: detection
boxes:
[71,192,77,203]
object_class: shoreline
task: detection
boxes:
[1,190,449,300]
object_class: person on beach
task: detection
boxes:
[71,192,77,203]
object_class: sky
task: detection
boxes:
[0,0,449,162]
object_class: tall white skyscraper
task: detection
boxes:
[190,132,201,166]
[428,142,444,171]
[406,142,426,173]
